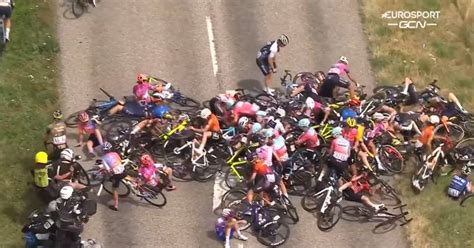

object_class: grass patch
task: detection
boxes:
[0,1,59,247]
[360,0,474,247]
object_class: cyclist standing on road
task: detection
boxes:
[0,0,14,42]
[319,56,358,100]
[32,151,58,203]
[256,34,289,95]
[45,110,68,160]
[99,142,126,211]
[76,112,104,157]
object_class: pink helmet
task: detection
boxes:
[136,73,148,83]
[140,154,154,167]
[78,112,89,122]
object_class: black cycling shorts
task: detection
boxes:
[88,133,101,148]
[319,74,349,98]
[256,58,271,76]
[0,6,12,19]
[253,173,279,193]
[110,172,127,188]
[327,158,349,180]
[343,188,369,202]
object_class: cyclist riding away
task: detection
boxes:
[215,208,248,248]
[45,110,68,159]
[256,34,290,95]
[0,0,14,42]
[319,56,358,100]
[447,166,472,199]
[99,142,126,211]
[191,108,221,156]
[138,153,176,191]
[76,112,104,157]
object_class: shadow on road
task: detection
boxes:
[237,79,262,95]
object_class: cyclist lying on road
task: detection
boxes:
[139,153,176,191]
[215,208,248,248]
[447,166,472,199]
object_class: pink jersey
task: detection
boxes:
[366,122,385,140]
[328,63,349,76]
[133,83,155,101]
[102,152,124,174]
[297,128,319,148]
[273,136,288,161]
[78,120,97,135]
[343,128,358,146]
[139,165,159,186]
[233,101,259,118]
[257,145,274,166]
[331,137,351,161]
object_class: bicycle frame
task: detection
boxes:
[226,140,259,180]
[418,144,447,180]
[159,119,188,141]
[173,140,213,168]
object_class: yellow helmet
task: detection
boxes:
[346,117,357,128]
[35,152,48,164]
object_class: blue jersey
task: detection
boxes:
[447,175,469,198]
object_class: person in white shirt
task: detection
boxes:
[256,34,289,95]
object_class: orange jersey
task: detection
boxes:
[418,126,434,145]
[208,114,221,132]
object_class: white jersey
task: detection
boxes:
[0,0,12,6]
[268,42,279,59]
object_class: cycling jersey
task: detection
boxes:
[257,41,278,60]
[343,127,358,146]
[253,160,272,176]
[297,127,319,148]
[273,136,289,161]
[78,120,97,135]
[207,114,221,132]
[330,137,351,162]
[102,152,124,175]
[47,122,67,146]
[257,145,274,166]
[52,161,74,181]
[139,165,158,187]
[266,117,285,135]
[365,123,385,140]
[418,126,434,145]
[327,63,350,76]
[133,83,155,102]
[448,175,469,198]
[233,101,259,119]
[355,125,365,143]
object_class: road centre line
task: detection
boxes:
[206,16,219,77]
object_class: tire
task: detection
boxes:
[202,100,210,109]
[221,189,247,208]
[105,119,134,142]
[254,93,278,108]
[227,199,252,231]
[72,0,86,18]
[379,145,404,173]
[373,218,398,234]
[317,204,342,231]
[460,193,474,207]
[455,138,474,149]
[434,123,465,143]
[191,160,220,182]
[64,110,83,128]
[285,171,313,196]
[142,185,167,207]
[103,180,131,197]
[224,166,248,189]
[282,195,299,223]
[257,221,290,247]
[462,120,474,137]
[341,206,367,222]
[75,164,90,186]
[170,162,193,182]
[373,85,399,95]
[301,188,324,212]
[86,168,106,187]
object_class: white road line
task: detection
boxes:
[206,16,219,77]
[213,171,228,211]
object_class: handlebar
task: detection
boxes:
[99,88,115,100]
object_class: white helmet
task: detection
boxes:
[305,97,315,110]
[222,208,234,218]
[200,108,212,119]
[298,118,311,128]
[339,56,349,64]
[60,186,74,200]
[276,108,286,118]
[238,116,249,128]
[372,112,385,121]
[429,115,440,125]
[278,34,289,46]
[60,148,74,161]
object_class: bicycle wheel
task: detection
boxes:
[300,188,324,212]
[282,195,299,223]
[373,217,398,234]
[341,206,368,222]
[460,193,473,207]
[379,145,404,173]
[317,204,342,231]
[75,163,90,186]
[191,154,221,182]
[224,166,249,189]
[221,189,247,208]
[142,185,167,207]
[103,180,131,197]
[64,110,82,128]
[170,162,193,182]
[455,138,474,149]
[254,93,278,108]
[227,199,252,230]
[257,221,290,247]
[72,0,86,18]
[434,123,465,143]
[86,168,106,187]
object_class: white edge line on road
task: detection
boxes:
[206,16,219,77]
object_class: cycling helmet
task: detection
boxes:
[263,128,274,138]
[372,112,385,122]
[35,151,48,164]
[339,56,349,64]
[251,122,262,134]
[60,149,74,162]
[278,34,289,46]
[332,126,343,137]
[298,118,310,128]
[140,154,154,167]
[102,142,113,152]
[53,110,63,120]
[222,208,234,218]
[462,166,471,176]
[429,115,440,125]
[276,108,286,118]
[256,110,267,117]
[78,112,89,122]
[340,107,357,121]
[238,116,249,128]
[60,186,74,200]
[225,99,236,110]
[200,108,212,119]
[348,98,361,107]
[136,73,148,83]
[152,105,171,118]
[346,117,357,127]
[305,97,315,110]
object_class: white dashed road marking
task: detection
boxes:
[206,16,219,77]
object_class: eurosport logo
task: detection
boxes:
[381,11,440,29]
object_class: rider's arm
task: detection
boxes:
[249,171,257,182]
[290,85,305,97]
[272,151,283,167]
[77,128,84,145]
[346,72,357,84]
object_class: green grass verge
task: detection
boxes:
[0,1,59,246]
[360,0,474,247]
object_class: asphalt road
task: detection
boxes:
[56,0,407,247]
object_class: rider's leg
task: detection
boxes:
[246,189,254,203]
[198,131,211,152]
[401,77,413,95]
[358,151,373,171]
[361,195,384,210]
[264,74,273,92]
[108,104,124,115]
[4,18,11,40]
[229,218,248,240]
[131,119,150,134]
[164,167,176,190]
[448,92,468,113]
[321,107,331,125]
[278,180,288,197]
[348,81,357,99]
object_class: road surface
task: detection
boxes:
[56,0,408,247]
